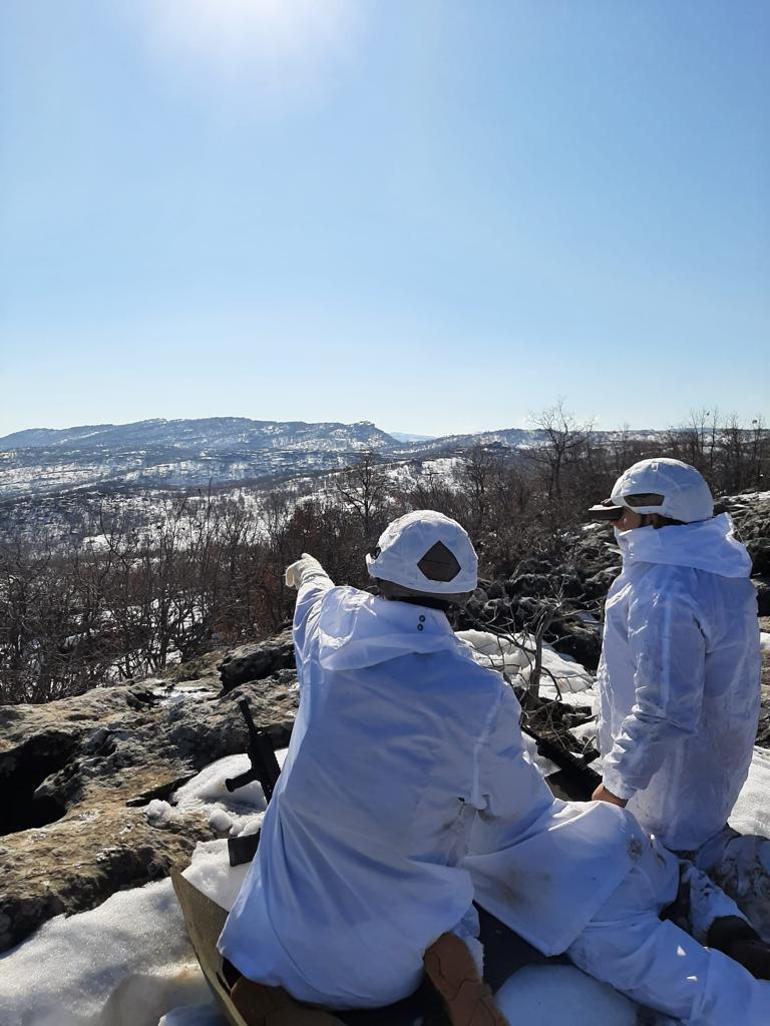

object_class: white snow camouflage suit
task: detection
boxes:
[597,512,770,937]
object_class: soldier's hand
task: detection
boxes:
[285,558,306,589]
[591,783,628,808]
[285,554,324,589]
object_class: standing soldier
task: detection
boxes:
[589,457,768,936]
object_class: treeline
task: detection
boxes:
[1,407,767,703]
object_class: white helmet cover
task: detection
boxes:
[366,510,478,595]
[610,458,714,523]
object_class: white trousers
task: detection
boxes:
[687,827,770,943]
[566,835,770,1025]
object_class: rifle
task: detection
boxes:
[225,698,283,866]
[520,721,601,801]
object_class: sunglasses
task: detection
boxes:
[588,493,664,522]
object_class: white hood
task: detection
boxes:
[317,586,461,671]
[615,513,752,579]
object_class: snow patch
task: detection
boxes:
[144,799,184,827]
[171,750,288,839]
[0,878,203,1026]
[457,630,594,695]
[730,747,770,840]
[174,754,267,815]
[181,839,249,912]
[495,964,640,1025]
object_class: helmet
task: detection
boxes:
[589,458,713,524]
[366,510,478,599]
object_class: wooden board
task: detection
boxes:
[173,872,550,1026]
[173,872,249,1026]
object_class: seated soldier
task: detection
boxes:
[218,510,770,1026]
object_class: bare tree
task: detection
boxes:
[528,401,592,509]
[333,451,390,541]
[456,446,499,535]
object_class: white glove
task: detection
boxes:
[285,553,327,589]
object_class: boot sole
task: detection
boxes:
[423,933,509,1026]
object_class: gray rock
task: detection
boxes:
[755,577,770,617]
[218,628,295,692]
[748,539,770,577]
[552,625,602,671]
[0,666,298,953]
[582,567,619,601]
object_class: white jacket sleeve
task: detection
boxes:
[602,588,706,801]
[291,558,335,678]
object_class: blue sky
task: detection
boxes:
[1,0,768,438]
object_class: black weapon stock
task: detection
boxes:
[225,698,282,799]
[225,699,283,867]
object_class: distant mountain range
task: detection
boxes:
[387,432,436,443]
[0,416,659,501]
[0,418,397,499]
[0,418,395,453]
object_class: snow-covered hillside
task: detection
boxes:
[0,416,671,501]
[0,452,465,545]
[0,418,399,500]
[0,418,396,454]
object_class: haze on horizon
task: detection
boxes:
[1,1,768,439]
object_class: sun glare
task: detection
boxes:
[143,0,362,89]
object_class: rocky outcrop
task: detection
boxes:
[747,539,770,577]
[711,493,770,614]
[0,667,298,953]
[218,628,295,692]
[755,578,770,617]
[720,493,770,542]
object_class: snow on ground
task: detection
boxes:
[0,875,211,1026]
[0,754,275,1026]
[733,491,770,503]
[170,755,267,839]
[180,840,248,916]
[144,750,290,840]
[495,965,638,1025]
[457,629,595,698]
[458,630,601,774]
[384,456,462,489]
[730,747,770,840]
[159,1005,224,1026]
[760,632,770,654]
